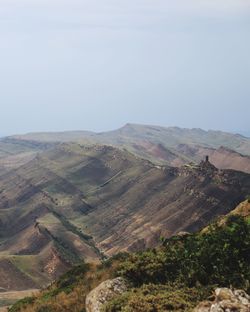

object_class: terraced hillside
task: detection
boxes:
[0,143,250,294]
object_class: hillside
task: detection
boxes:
[8,207,250,312]
[0,143,250,297]
[0,137,55,177]
[106,123,250,155]
[8,124,250,173]
[175,145,250,174]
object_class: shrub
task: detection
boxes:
[9,215,250,312]
[8,297,35,312]
[118,215,250,291]
[103,284,212,312]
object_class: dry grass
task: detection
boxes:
[11,261,119,312]
[0,290,39,311]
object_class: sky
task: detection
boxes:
[0,0,250,136]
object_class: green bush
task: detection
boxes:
[9,215,250,312]
[103,284,212,312]
[56,262,89,291]
[118,215,250,291]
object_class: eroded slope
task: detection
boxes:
[0,143,250,292]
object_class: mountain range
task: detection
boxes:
[0,124,250,308]
[4,123,250,173]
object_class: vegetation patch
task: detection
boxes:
[102,284,212,312]
[119,215,250,291]
[9,215,250,312]
[9,297,35,312]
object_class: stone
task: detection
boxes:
[215,288,234,301]
[85,277,128,312]
[194,301,212,312]
[194,288,250,312]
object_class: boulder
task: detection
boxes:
[194,288,250,312]
[85,277,128,312]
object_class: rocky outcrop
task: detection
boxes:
[85,277,128,312]
[194,288,250,312]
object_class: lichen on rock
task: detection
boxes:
[85,277,128,312]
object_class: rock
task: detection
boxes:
[194,301,213,312]
[194,288,250,312]
[215,288,234,301]
[85,277,128,312]
[176,231,190,237]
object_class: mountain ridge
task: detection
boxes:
[1,143,250,295]
[3,124,250,174]
[1,125,250,308]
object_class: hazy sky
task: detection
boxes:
[0,0,250,136]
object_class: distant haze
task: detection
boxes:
[240,131,250,138]
[0,0,250,136]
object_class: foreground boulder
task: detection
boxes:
[85,277,128,312]
[194,288,250,312]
